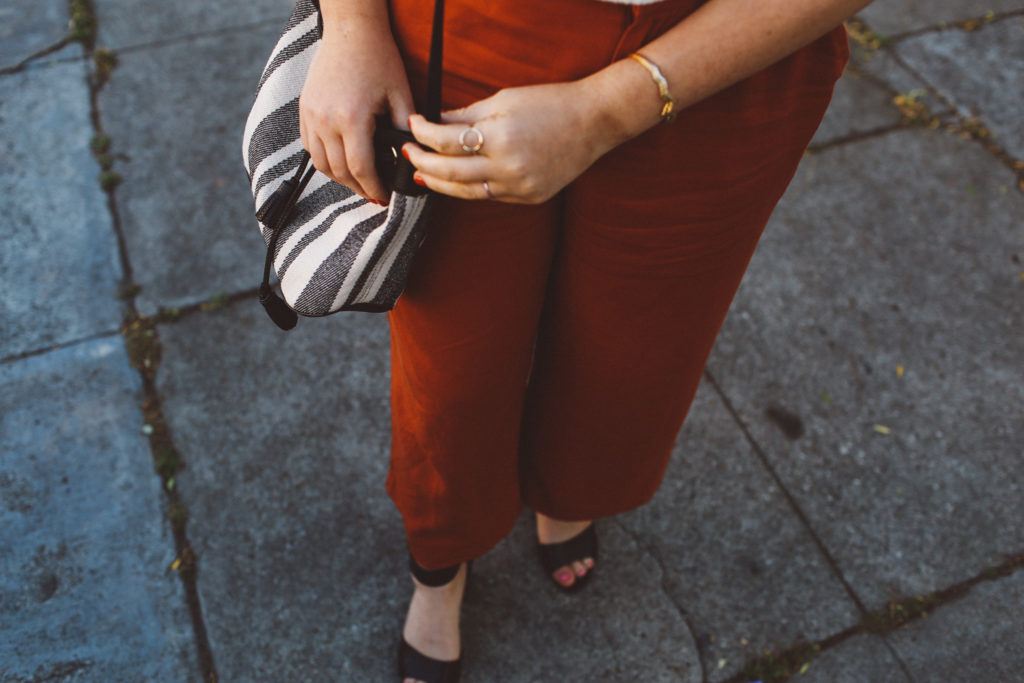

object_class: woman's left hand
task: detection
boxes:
[400,79,623,204]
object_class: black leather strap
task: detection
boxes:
[398,637,462,682]
[536,522,599,575]
[425,0,445,123]
[408,553,461,587]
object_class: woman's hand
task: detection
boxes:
[400,79,630,204]
[299,16,414,204]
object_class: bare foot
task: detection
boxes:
[535,512,595,588]
[401,561,468,683]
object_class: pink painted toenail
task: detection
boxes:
[557,570,574,584]
[575,566,586,576]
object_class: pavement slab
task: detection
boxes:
[801,634,908,682]
[99,27,280,316]
[811,65,903,146]
[0,57,122,359]
[847,43,951,121]
[706,127,1024,611]
[156,301,703,681]
[616,384,859,682]
[94,0,292,50]
[896,17,1024,160]
[0,0,72,66]
[859,1,1024,37]
[0,338,196,681]
[889,569,1024,680]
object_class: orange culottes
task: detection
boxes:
[384,0,849,568]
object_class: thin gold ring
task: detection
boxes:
[459,125,484,153]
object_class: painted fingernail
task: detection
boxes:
[413,172,426,187]
[401,144,410,161]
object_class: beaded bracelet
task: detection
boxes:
[628,51,678,124]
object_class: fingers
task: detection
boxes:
[321,133,362,197]
[408,113,492,157]
[411,171,492,201]
[299,105,309,158]
[306,132,330,185]
[299,96,387,203]
[344,120,387,203]
[401,141,490,183]
[411,170,514,203]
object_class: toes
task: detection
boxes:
[554,566,575,586]
[553,558,597,586]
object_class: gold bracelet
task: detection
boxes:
[628,51,677,124]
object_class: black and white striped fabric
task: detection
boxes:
[242,0,431,316]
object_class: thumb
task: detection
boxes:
[387,90,416,132]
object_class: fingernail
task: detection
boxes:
[413,172,426,187]
[401,144,410,161]
[407,114,414,128]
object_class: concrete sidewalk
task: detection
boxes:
[1,1,1021,681]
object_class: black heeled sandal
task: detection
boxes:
[536,520,599,594]
[397,554,474,683]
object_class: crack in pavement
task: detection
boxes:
[878,8,1024,44]
[94,16,288,57]
[719,552,1024,682]
[840,15,1024,191]
[702,368,919,682]
[0,329,122,366]
[0,36,74,76]
[68,0,219,679]
[610,517,709,683]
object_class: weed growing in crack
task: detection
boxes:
[200,293,231,312]
[93,48,118,89]
[68,0,96,47]
[735,641,822,683]
[100,170,123,191]
[844,17,888,50]
[891,89,939,127]
[958,11,997,32]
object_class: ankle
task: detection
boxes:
[535,513,592,542]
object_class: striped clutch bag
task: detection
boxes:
[242,0,445,330]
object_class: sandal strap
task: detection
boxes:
[536,522,598,575]
[408,553,462,587]
[399,636,462,682]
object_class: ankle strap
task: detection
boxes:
[408,553,461,586]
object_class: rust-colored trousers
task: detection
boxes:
[384,0,849,568]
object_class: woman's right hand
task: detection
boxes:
[299,16,415,204]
